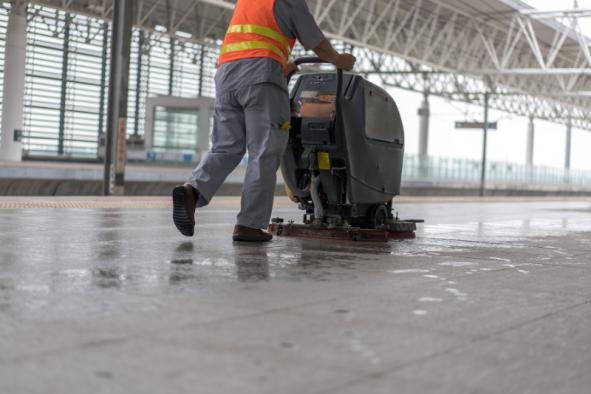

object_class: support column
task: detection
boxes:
[417,91,430,177]
[565,116,572,170]
[103,0,134,196]
[526,115,535,166]
[0,2,27,162]
[418,91,430,156]
[479,93,490,197]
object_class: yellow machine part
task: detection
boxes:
[317,152,331,170]
[283,151,330,204]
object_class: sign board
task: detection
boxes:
[455,121,497,130]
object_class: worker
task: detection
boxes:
[172,0,356,242]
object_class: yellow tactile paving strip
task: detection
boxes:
[0,196,292,209]
[0,197,169,209]
[0,196,588,209]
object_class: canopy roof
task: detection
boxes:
[26,0,591,128]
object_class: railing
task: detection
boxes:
[402,155,591,190]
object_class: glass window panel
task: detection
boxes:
[152,106,199,151]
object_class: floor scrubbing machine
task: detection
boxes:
[268,57,421,242]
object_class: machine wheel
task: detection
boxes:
[366,204,389,229]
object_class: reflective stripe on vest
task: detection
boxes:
[220,41,288,64]
[220,23,291,67]
[225,24,291,54]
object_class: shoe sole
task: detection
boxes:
[232,235,272,242]
[172,186,195,237]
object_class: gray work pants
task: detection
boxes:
[186,83,290,229]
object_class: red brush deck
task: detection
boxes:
[268,222,416,242]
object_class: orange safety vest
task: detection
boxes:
[218,0,296,74]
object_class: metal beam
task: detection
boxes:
[168,36,175,95]
[22,0,591,134]
[98,22,109,138]
[133,30,145,136]
[57,12,71,156]
[198,44,205,97]
[520,8,591,17]
[362,47,591,130]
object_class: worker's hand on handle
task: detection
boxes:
[313,39,357,71]
[334,53,356,71]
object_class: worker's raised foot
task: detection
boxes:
[172,184,197,237]
[232,225,273,242]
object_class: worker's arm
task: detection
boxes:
[313,39,356,71]
[276,0,356,71]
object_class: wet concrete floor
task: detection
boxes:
[1,197,590,393]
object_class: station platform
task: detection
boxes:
[1,196,590,393]
[2,161,590,197]
[0,161,237,196]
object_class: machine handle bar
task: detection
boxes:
[287,56,343,83]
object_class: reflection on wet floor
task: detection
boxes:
[0,202,589,318]
[234,252,270,282]
[92,266,124,289]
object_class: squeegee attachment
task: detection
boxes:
[268,219,417,242]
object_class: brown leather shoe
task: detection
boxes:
[172,184,197,237]
[232,225,273,242]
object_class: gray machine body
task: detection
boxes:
[281,72,405,227]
